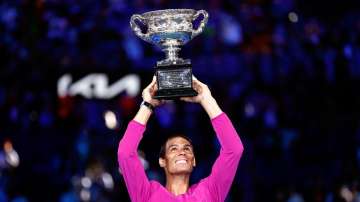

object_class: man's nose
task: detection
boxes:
[179,149,186,155]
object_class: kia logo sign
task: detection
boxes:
[57,74,141,99]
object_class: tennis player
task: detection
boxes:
[118,76,244,202]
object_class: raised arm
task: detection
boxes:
[205,112,244,201]
[180,77,222,119]
[181,78,244,201]
[133,76,163,125]
[117,76,163,202]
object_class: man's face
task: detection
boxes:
[159,137,196,175]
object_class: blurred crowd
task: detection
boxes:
[1,0,360,201]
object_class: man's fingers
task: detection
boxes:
[180,97,193,102]
[154,82,158,90]
[145,76,157,90]
[193,80,200,88]
[196,79,206,87]
[149,76,156,86]
[145,83,152,90]
[193,81,204,93]
[193,76,206,87]
[192,77,206,87]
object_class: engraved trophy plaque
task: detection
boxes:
[130,9,208,99]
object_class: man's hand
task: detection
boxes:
[134,76,164,124]
[180,77,222,119]
[180,77,213,104]
[142,76,163,107]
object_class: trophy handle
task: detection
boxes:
[191,10,209,39]
[130,14,151,43]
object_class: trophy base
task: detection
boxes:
[154,88,198,100]
[154,61,197,100]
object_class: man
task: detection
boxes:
[118,76,244,202]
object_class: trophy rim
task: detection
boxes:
[142,9,197,18]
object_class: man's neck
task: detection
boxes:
[165,174,190,196]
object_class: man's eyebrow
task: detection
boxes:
[167,144,192,148]
[167,144,178,148]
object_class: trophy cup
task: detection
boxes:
[130,9,209,99]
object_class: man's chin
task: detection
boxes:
[172,167,193,174]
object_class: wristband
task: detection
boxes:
[141,101,155,111]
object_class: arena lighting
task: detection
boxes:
[101,173,114,189]
[288,12,299,23]
[57,74,141,99]
[244,102,255,118]
[4,140,19,168]
[80,189,91,201]
[104,110,117,129]
[81,177,92,188]
[340,185,354,202]
[138,150,149,170]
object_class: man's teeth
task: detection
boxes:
[176,160,187,164]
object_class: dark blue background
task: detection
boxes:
[0,0,360,201]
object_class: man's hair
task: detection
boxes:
[159,134,194,159]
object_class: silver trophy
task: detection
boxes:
[130,9,209,99]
